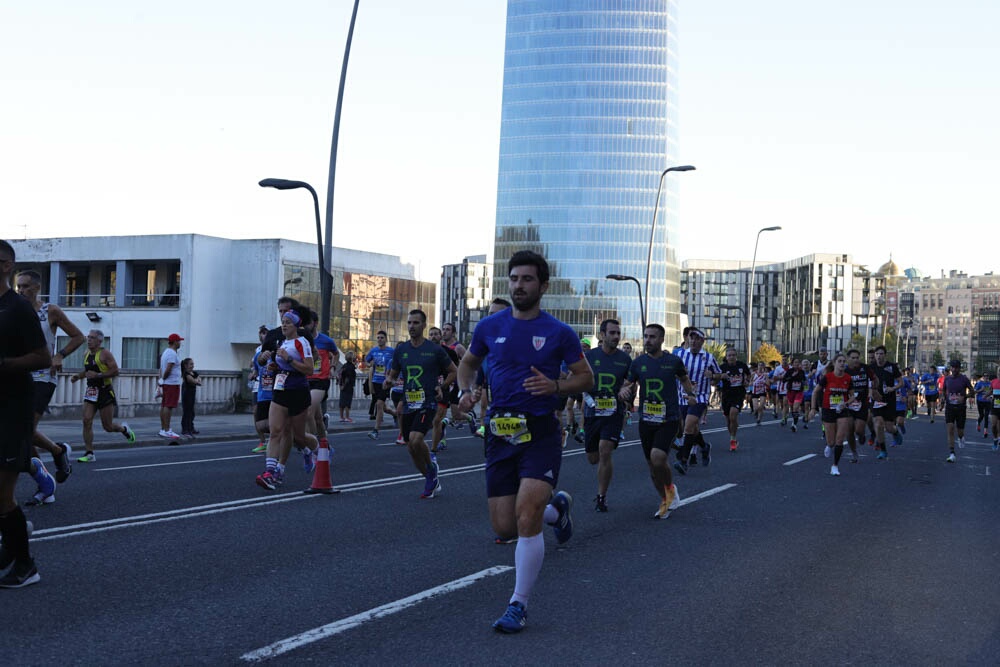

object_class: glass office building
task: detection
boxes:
[493,0,682,343]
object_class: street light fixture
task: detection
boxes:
[606,274,646,331]
[259,178,331,335]
[645,165,695,324]
[746,226,782,361]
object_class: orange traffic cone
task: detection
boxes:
[304,438,339,494]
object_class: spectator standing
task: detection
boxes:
[158,334,184,440]
[339,351,357,423]
[181,358,202,437]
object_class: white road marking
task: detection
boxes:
[95,455,261,471]
[676,483,738,506]
[240,566,514,662]
[783,454,817,466]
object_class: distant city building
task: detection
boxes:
[492,0,683,344]
[12,234,436,373]
[440,254,492,344]
[681,253,867,358]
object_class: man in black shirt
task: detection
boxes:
[869,345,904,459]
[718,348,751,451]
[0,240,52,588]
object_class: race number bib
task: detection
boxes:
[947,392,964,406]
[375,364,386,376]
[405,389,426,409]
[273,373,288,391]
[261,374,274,391]
[84,386,99,403]
[994,391,1000,409]
[489,414,532,445]
[873,400,887,409]
[642,401,666,423]
[595,397,616,417]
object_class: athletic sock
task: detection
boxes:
[265,457,277,473]
[510,532,544,607]
[0,506,32,562]
[834,444,844,465]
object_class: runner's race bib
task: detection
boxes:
[405,389,426,409]
[829,394,844,411]
[642,401,666,423]
[261,374,274,391]
[375,364,386,376]
[595,397,616,417]
[274,373,288,391]
[84,386,99,403]
[489,414,532,445]
[994,391,1000,409]
[947,392,964,406]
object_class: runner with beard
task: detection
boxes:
[718,348,751,451]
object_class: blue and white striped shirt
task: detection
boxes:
[674,347,722,404]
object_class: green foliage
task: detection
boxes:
[931,348,945,367]
[704,341,728,365]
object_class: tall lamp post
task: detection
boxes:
[606,274,646,332]
[259,178,331,334]
[645,165,695,324]
[746,225,782,361]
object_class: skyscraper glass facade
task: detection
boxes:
[493,0,681,343]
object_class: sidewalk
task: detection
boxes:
[33,410,375,451]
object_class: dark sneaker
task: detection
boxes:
[467,412,478,430]
[550,491,573,544]
[122,422,136,444]
[688,453,698,466]
[673,460,688,476]
[492,601,527,633]
[0,559,40,589]
[701,442,712,466]
[367,429,379,441]
[54,443,72,483]
[594,494,608,513]
[420,461,441,499]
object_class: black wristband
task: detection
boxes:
[57,348,70,357]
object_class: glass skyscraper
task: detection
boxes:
[492,0,682,344]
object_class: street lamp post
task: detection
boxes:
[645,165,695,324]
[746,226,781,361]
[259,178,331,334]
[606,274,646,332]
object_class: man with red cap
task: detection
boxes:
[159,333,184,440]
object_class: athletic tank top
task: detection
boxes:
[84,349,113,388]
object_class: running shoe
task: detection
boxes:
[323,413,330,430]
[790,424,797,433]
[30,458,56,501]
[251,442,267,453]
[867,436,875,446]
[781,418,787,427]
[876,451,887,460]
[24,492,55,507]
[395,434,406,446]
[673,460,688,476]
[303,448,316,474]
[851,453,859,464]
[977,424,982,432]
[493,535,518,545]
[0,559,40,589]
[492,601,527,633]
[54,443,72,483]
[619,430,625,441]
[273,469,285,486]
[442,417,452,428]
[255,471,278,491]
[77,452,96,463]
[893,431,903,447]
[367,429,379,441]
[594,494,608,513]
[122,423,136,444]
[729,439,738,452]
[701,442,711,467]
[654,498,670,519]
[946,452,956,463]
[667,483,680,510]
[802,422,809,430]
[992,440,998,452]
[574,429,584,444]
[421,461,441,499]
[830,465,840,476]
[158,429,179,440]
[688,453,698,466]
[824,445,832,458]
[438,439,447,451]
[343,417,354,423]
[984,430,990,439]
[550,490,573,544]
[756,416,761,426]
[958,437,966,449]
[476,425,486,439]
[655,484,678,519]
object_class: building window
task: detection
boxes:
[64,267,90,307]
[131,264,156,306]
[56,335,106,369]
[122,337,167,370]
[101,265,117,307]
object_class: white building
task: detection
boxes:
[12,234,436,416]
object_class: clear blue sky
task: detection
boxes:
[2,1,997,281]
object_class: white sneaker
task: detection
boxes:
[830,465,840,476]
[159,429,180,439]
[824,445,832,458]
[958,437,966,449]
[946,453,956,462]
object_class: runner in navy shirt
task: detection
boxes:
[457,250,594,634]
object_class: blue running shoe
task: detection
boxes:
[467,412,478,430]
[421,461,441,499]
[28,459,56,505]
[877,450,887,460]
[492,601,527,633]
[303,448,316,474]
[673,460,688,476]
[550,490,573,544]
[893,431,903,447]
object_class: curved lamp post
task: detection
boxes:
[259,178,330,333]
[606,274,646,332]
[645,165,695,324]
[747,226,782,361]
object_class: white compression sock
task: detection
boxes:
[511,532,545,607]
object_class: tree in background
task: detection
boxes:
[930,348,945,367]
[752,342,782,365]
[704,341,728,366]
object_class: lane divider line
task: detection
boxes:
[240,566,514,662]
[95,455,261,472]
[783,454,817,466]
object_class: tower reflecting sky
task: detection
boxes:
[492,0,681,343]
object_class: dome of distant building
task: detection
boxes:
[904,267,921,280]
[877,256,902,277]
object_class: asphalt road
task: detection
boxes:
[5,412,999,666]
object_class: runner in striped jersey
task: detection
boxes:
[672,327,722,476]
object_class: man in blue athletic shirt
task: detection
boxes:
[457,250,594,634]
[365,331,396,440]
[383,310,456,499]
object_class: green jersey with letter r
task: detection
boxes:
[584,347,632,418]
[627,352,688,424]
[390,340,451,413]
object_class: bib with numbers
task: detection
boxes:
[595,397,617,417]
[405,389,426,410]
[273,373,288,391]
[829,394,845,411]
[641,401,666,423]
[261,374,274,391]
[489,414,532,444]
[84,386,99,403]
[872,400,887,409]
[994,390,1000,409]
[375,364,386,376]
[947,392,964,406]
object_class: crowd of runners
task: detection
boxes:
[3,241,996,628]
